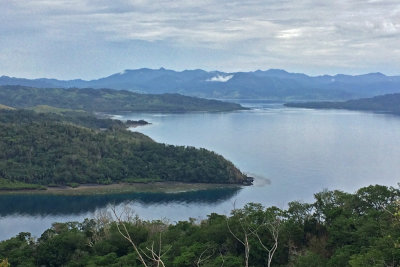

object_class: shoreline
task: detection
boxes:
[0,182,241,196]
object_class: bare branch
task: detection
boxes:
[111,206,148,267]
[219,251,225,267]
[226,218,245,246]
[142,232,170,267]
[226,214,250,267]
[196,247,215,267]
[253,217,281,267]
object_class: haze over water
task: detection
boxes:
[1,102,400,240]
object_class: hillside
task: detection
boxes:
[0,109,246,187]
[0,85,245,113]
[2,68,400,100]
[0,108,130,130]
[285,93,400,115]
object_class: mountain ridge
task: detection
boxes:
[1,68,400,101]
[0,85,245,113]
[285,93,400,115]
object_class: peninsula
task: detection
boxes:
[0,109,250,192]
[285,93,400,115]
[0,85,246,113]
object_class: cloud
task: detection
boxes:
[1,0,400,78]
[206,75,234,82]
[276,28,303,39]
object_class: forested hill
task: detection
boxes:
[0,85,245,113]
[285,93,400,115]
[0,109,246,187]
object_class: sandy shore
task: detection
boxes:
[0,182,240,195]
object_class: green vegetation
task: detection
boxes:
[1,184,399,266]
[0,178,45,191]
[0,108,128,130]
[285,93,400,115]
[0,258,9,267]
[0,109,245,187]
[28,105,86,115]
[0,85,245,112]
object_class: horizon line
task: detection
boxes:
[1,67,398,81]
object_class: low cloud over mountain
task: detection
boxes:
[2,68,400,101]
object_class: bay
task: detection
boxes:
[1,102,400,240]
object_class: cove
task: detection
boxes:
[1,102,400,240]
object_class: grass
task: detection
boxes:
[0,178,46,191]
[28,105,86,114]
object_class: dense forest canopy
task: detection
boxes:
[0,184,399,266]
[0,85,245,113]
[285,93,400,115]
[0,109,245,187]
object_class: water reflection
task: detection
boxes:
[0,187,241,216]
[3,103,400,240]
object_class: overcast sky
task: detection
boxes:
[1,0,399,79]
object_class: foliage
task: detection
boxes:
[0,85,244,112]
[1,184,399,266]
[0,109,245,186]
[0,108,127,130]
[0,258,10,267]
[0,178,45,191]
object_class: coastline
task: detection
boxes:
[0,182,241,196]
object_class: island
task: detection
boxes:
[0,108,252,192]
[285,93,400,115]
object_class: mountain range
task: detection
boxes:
[2,68,400,101]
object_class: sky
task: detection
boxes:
[1,0,399,80]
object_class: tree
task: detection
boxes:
[111,206,149,266]
[111,206,170,267]
[253,207,282,267]
[226,203,282,267]
[0,259,10,267]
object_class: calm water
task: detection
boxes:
[1,103,400,240]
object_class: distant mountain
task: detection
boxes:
[1,68,400,100]
[285,93,400,115]
[0,85,245,113]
